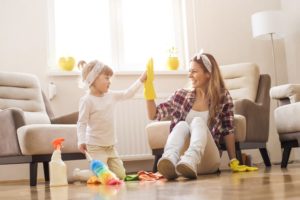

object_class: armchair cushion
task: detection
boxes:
[221,63,260,102]
[270,84,300,103]
[17,124,80,155]
[0,72,50,124]
[274,102,300,134]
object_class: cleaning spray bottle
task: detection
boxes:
[50,138,68,187]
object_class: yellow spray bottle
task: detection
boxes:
[50,138,68,186]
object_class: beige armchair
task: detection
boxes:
[270,84,300,168]
[146,63,271,171]
[0,71,84,186]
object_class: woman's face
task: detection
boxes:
[188,61,210,89]
[92,73,111,94]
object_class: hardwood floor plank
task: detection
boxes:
[1,165,300,199]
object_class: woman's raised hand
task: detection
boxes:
[144,58,156,100]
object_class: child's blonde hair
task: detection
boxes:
[78,60,113,88]
[78,60,113,80]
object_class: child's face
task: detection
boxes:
[92,73,111,94]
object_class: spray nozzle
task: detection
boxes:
[52,138,64,150]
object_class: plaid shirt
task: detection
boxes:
[154,88,234,147]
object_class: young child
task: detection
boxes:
[74,60,146,181]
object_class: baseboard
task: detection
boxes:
[120,155,154,162]
[123,159,154,174]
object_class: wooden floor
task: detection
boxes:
[1,164,300,200]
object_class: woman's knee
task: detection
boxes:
[174,121,189,129]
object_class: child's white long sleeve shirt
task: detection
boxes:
[77,79,142,146]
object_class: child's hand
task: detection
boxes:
[139,71,147,83]
[78,143,87,154]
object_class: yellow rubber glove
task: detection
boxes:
[144,58,157,100]
[229,158,258,172]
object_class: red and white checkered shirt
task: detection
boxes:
[154,88,234,147]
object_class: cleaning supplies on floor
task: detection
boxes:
[138,171,163,181]
[229,158,258,172]
[124,174,139,181]
[85,151,123,185]
[124,171,163,182]
[50,138,68,187]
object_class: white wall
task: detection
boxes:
[0,0,288,181]
[281,0,300,83]
[0,0,48,87]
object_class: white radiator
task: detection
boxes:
[114,94,168,161]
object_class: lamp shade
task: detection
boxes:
[251,10,284,40]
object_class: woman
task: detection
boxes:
[145,52,257,180]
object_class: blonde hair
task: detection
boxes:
[190,53,226,128]
[78,60,113,88]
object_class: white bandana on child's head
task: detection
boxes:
[194,49,212,73]
[84,61,105,89]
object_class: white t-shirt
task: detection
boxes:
[77,79,142,146]
[185,109,209,125]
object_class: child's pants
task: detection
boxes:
[75,145,126,180]
[164,117,221,174]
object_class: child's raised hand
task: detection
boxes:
[78,143,87,154]
[139,71,147,83]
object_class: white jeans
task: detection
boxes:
[164,117,221,174]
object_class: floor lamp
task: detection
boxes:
[251,10,284,86]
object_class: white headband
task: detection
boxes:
[195,49,212,73]
[84,61,105,89]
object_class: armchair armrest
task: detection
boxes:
[0,108,25,156]
[6,107,26,129]
[274,102,300,134]
[146,121,171,150]
[234,99,269,142]
[50,112,78,124]
[270,84,300,103]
